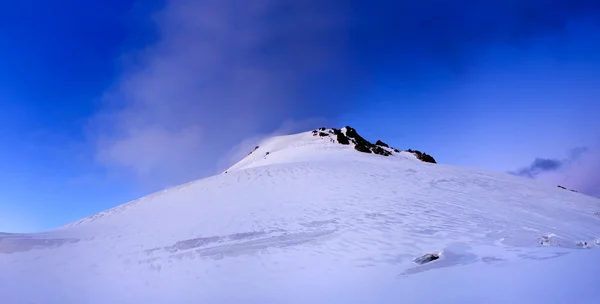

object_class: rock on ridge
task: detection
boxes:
[311,126,437,163]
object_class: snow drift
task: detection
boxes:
[2,127,600,303]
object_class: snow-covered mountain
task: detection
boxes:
[2,127,600,304]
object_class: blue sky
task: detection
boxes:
[1,0,599,232]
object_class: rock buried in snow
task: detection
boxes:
[576,241,591,249]
[414,253,440,265]
[539,234,561,246]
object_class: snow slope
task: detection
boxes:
[2,128,600,303]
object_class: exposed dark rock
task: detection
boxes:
[336,133,350,145]
[345,126,374,148]
[414,253,440,265]
[248,145,260,155]
[557,185,578,192]
[329,128,350,145]
[407,149,437,163]
[419,153,437,164]
[312,125,438,162]
[345,126,376,154]
[372,146,391,156]
[354,144,372,153]
[375,140,389,148]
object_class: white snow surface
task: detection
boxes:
[2,129,600,303]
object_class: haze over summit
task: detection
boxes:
[1,0,600,232]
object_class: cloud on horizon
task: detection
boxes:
[87,0,600,189]
[513,145,600,198]
[514,158,565,178]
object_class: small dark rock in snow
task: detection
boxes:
[248,146,260,155]
[557,185,578,192]
[414,253,440,265]
[319,132,328,137]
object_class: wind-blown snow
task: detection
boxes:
[2,130,600,303]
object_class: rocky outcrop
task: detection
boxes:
[557,185,578,193]
[406,149,437,164]
[375,140,389,148]
[311,126,437,163]
[247,145,260,156]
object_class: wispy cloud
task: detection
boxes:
[87,0,600,190]
[87,1,351,188]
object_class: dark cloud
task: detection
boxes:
[514,158,564,178]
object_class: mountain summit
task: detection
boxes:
[226,126,435,173]
[2,126,600,303]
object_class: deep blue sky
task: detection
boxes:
[1,0,599,232]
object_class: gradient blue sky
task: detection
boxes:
[1,0,599,232]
